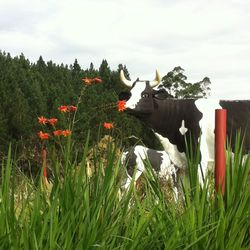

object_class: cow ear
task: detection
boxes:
[153,89,173,99]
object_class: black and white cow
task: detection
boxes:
[119,70,250,184]
[121,145,179,200]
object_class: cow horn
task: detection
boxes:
[120,70,133,87]
[150,70,161,87]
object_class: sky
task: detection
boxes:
[0,0,250,99]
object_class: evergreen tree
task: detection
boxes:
[72,59,81,73]
[99,59,111,88]
[36,56,46,72]
[118,64,130,80]
[89,62,94,72]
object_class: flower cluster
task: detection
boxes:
[103,122,114,130]
[82,77,102,85]
[117,100,126,112]
[102,95,126,130]
[37,75,127,139]
[37,128,71,140]
[38,116,58,126]
[37,131,50,140]
[53,129,71,137]
[58,105,77,113]
[37,105,75,140]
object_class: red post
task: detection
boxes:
[215,109,227,195]
[42,147,47,179]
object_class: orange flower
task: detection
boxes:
[93,77,102,84]
[58,105,68,112]
[103,122,114,130]
[82,77,102,85]
[38,116,47,125]
[69,105,77,112]
[37,131,50,140]
[62,129,71,137]
[117,100,126,112]
[53,130,63,136]
[48,118,58,126]
[82,77,93,85]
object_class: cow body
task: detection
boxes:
[121,145,179,199]
[119,70,250,184]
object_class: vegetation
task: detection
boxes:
[0,52,147,156]
[0,134,249,249]
[159,66,211,98]
[0,51,249,249]
[0,51,210,158]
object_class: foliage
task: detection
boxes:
[0,49,248,249]
[0,135,249,249]
[0,51,211,163]
[0,52,134,155]
[159,66,211,98]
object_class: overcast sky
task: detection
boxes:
[1,0,250,99]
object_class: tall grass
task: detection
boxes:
[0,135,249,249]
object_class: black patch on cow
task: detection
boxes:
[219,100,250,152]
[153,89,174,99]
[124,147,164,177]
[141,99,203,153]
[132,82,155,115]
[146,149,163,172]
[120,84,203,153]
[123,148,137,177]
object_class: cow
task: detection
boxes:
[119,70,250,185]
[121,145,179,200]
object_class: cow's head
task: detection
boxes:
[119,70,172,115]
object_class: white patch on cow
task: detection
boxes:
[179,119,188,135]
[195,99,221,183]
[121,145,180,201]
[120,151,128,165]
[120,151,131,189]
[123,177,132,190]
[134,145,147,173]
[159,161,179,202]
[154,132,187,169]
[154,151,179,202]
[158,151,172,178]
[122,145,147,189]
[125,82,147,109]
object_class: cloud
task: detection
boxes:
[0,0,56,33]
[0,0,250,98]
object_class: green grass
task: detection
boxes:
[0,135,249,249]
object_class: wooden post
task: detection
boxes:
[215,109,227,195]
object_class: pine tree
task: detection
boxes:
[99,59,111,88]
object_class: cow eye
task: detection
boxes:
[142,93,149,98]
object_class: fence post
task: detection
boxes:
[215,109,227,195]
